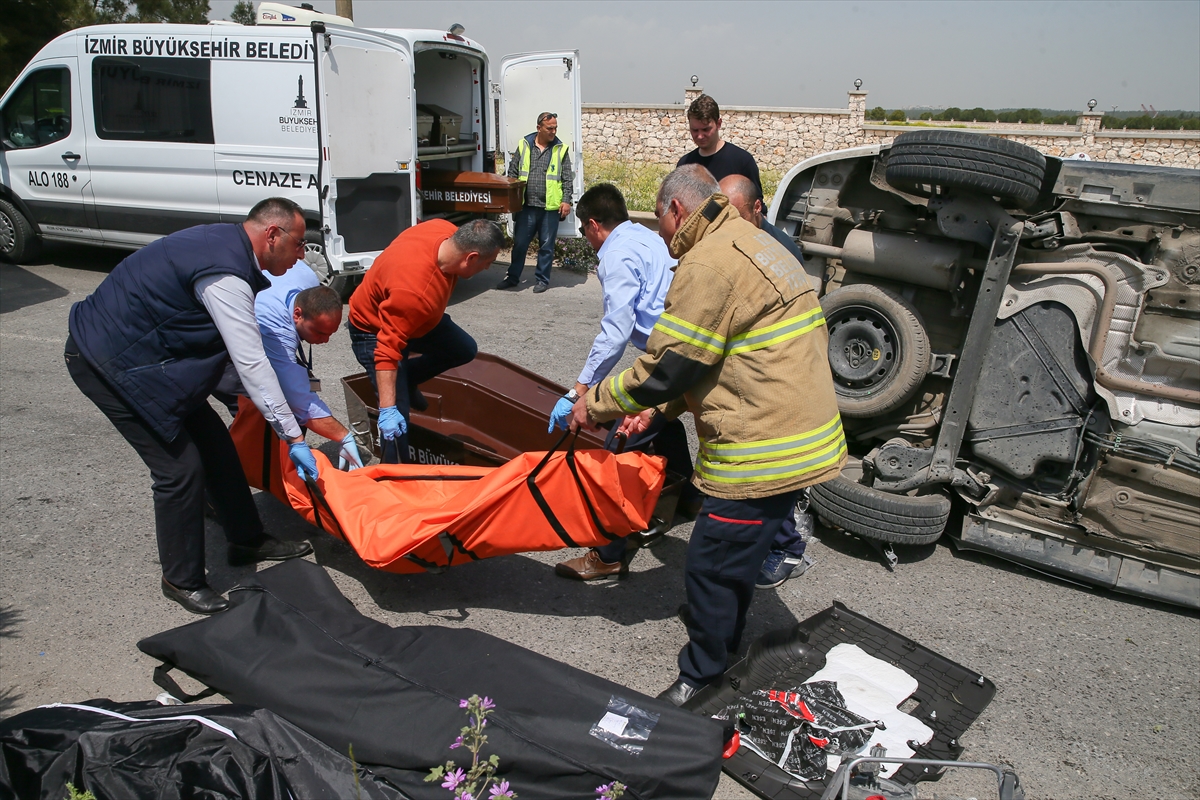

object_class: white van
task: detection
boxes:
[0,2,583,292]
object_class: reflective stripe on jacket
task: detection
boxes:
[587,194,846,500]
[517,137,567,209]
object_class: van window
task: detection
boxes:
[1,67,72,149]
[92,57,214,143]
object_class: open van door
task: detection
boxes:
[312,24,414,276]
[498,51,582,237]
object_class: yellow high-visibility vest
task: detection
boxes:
[517,137,567,209]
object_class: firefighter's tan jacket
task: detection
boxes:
[587,194,846,500]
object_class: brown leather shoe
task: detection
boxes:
[554,549,627,581]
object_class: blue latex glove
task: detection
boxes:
[378,405,406,440]
[338,432,364,471]
[548,395,575,432]
[288,440,320,481]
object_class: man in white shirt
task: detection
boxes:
[549,183,700,581]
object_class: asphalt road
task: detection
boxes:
[1,246,1197,800]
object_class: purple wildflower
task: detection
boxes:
[450,735,464,750]
[480,697,496,711]
[460,698,471,709]
[441,767,466,791]
[489,780,514,798]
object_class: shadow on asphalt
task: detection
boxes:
[27,242,127,274]
[199,491,800,636]
[0,605,26,716]
[813,523,941,567]
[0,265,69,314]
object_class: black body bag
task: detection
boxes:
[0,699,403,800]
[137,560,724,800]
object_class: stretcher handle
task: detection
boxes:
[303,473,344,540]
[527,428,620,546]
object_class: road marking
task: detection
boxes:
[0,333,63,344]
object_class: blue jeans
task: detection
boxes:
[348,314,477,463]
[507,205,560,287]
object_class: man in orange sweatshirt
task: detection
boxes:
[347,219,504,462]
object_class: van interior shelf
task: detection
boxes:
[417,143,477,160]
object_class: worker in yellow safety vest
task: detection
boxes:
[496,112,574,294]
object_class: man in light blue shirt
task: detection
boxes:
[550,184,701,581]
[255,263,364,470]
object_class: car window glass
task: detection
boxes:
[1,67,72,149]
[92,56,213,143]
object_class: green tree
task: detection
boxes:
[938,107,963,121]
[2,0,74,93]
[888,109,907,122]
[966,107,992,122]
[230,0,255,24]
[865,106,887,121]
[2,0,211,91]
[919,111,934,120]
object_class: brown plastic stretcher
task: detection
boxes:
[343,352,686,529]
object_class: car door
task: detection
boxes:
[0,59,99,244]
[312,24,414,276]
[498,50,582,236]
[82,29,220,248]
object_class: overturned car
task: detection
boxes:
[769,130,1199,609]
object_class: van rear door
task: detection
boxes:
[498,50,582,236]
[312,24,414,275]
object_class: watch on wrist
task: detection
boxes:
[566,388,580,402]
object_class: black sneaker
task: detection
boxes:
[532,282,549,294]
[495,278,519,290]
[756,549,814,589]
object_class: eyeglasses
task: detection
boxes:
[578,221,588,237]
[277,227,303,247]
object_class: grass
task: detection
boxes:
[583,154,783,212]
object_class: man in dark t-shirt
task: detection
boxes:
[676,94,765,203]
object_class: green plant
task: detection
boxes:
[427,696,626,800]
[427,695,513,799]
[582,157,672,212]
[65,785,97,800]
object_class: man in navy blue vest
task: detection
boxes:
[65,198,321,615]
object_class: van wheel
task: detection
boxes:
[0,199,41,264]
[810,458,950,545]
[822,284,931,418]
[885,130,1047,209]
[304,228,357,303]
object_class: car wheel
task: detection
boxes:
[304,228,357,303]
[885,130,1047,209]
[0,198,41,264]
[810,458,950,545]
[823,284,931,418]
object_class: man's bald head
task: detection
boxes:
[719,174,762,228]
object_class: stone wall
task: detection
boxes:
[581,90,1200,172]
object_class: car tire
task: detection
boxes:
[0,198,41,264]
[304,228,357,303]
[885,130,1047,209]
[810,460,950,545]
[823,284,931,418]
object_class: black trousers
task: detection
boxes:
[65,337,265,589]
[678,491,798,688]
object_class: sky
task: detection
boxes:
[208,0,1200,112]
